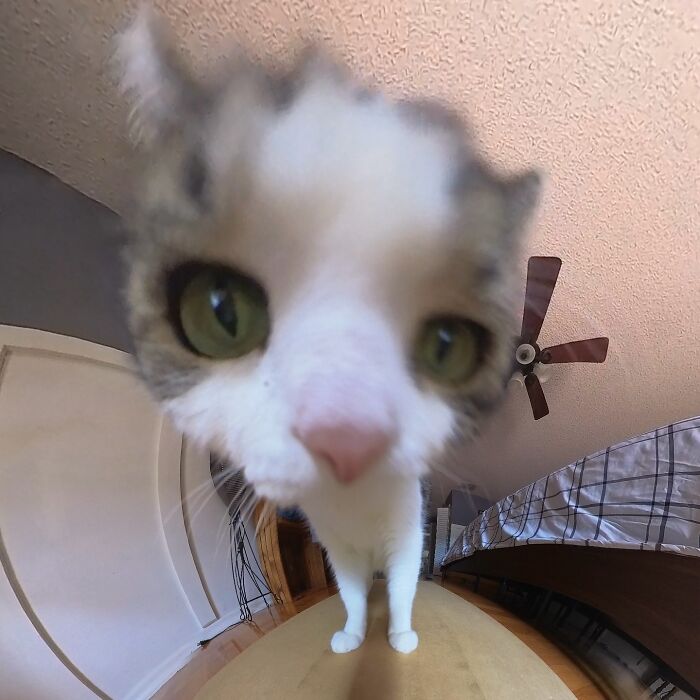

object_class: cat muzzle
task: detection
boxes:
[292,418,394,484]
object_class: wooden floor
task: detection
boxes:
[152,589,330,700]
[154,580,605,700]
[441,576,606,700]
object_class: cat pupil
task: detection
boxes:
[210,283,238,335]
[436,327,453,363]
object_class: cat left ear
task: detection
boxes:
[503,169,543,233]
[115,6,208,145]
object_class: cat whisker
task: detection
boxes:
[159,488,208,528]
[159,478,220,527]
[255,500,274,536]
[185,482,227,525]
[159,462,247,534]
[430,462,472,494]
[214,489,258,558]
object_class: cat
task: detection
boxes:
[116,8,540,655]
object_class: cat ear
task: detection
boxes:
[115,6,207,145]
[502,169,543,233]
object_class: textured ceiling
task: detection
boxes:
[1,1,698,501]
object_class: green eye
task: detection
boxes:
[414,316,485,386]
[176,267,270,359]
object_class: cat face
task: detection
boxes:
[117,10,540,505]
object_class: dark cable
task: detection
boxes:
[230,509,279,624]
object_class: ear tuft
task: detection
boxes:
[504,169,543,231]
[115,5,203,145]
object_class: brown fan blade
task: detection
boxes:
[525,373,549,420]
[520,256,562,344]
[540,337,609,364]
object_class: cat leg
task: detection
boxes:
[386,523,422,654]
[324,541,372,653]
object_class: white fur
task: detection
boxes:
[160,68,463,654]
[120,12,532,655]
[116,6,189,144]
[166,283,453,652]
[255,72,454,240]
[167,325,443,653]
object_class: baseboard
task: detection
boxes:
[124,601,270,700]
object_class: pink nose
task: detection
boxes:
[294,420,393,484]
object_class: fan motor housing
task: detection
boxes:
[514,339,540,375]
[516,343,537,366]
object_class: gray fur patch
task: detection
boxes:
[268,71,298,112]
[134,340,204,401]
[124,238,207,401]
[270,45,349,112]
[183,149,209,207]
[398,97,467,135]
[473,257,502,285]
[451,159,491,198]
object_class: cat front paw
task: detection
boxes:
[331,630,364,653]
[388,630,418,654]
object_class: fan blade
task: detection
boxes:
[541,337,609,364]
[520,256,562,344]
[525,373,549,420]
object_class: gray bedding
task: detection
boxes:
[443,416,700,566]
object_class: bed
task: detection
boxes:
[441,416,700,694]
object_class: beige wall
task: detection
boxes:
[0,326,263,699]
[1,1,698,500]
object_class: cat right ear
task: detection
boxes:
[503,169,542,234]
[115,6,207,146]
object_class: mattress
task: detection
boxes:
[443,416,700,567]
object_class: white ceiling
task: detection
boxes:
[1,0,698,502]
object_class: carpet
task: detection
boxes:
[195,581,576,699]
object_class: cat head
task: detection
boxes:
[116,9,541,505]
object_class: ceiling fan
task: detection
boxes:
[514,256,609,420]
